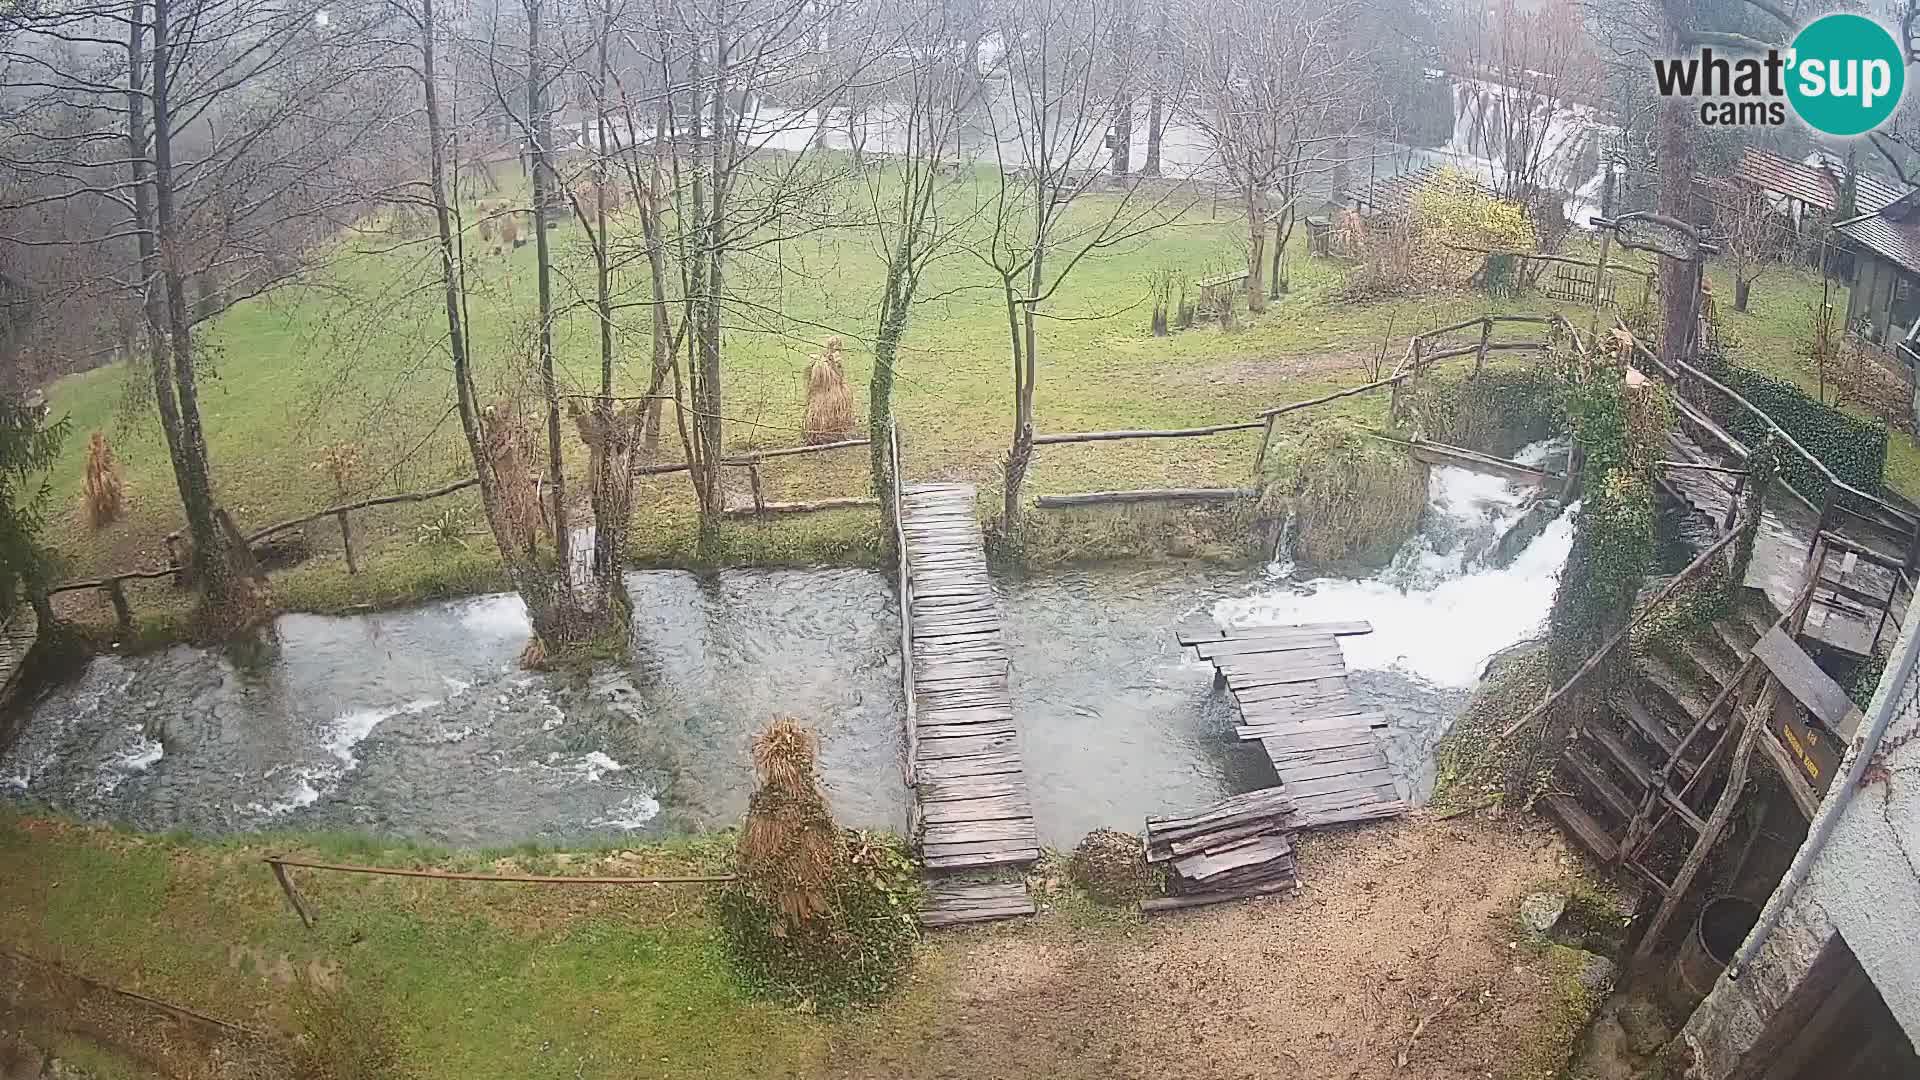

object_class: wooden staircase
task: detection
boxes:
[1544,593,1769,896]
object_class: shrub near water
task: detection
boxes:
[1261,418,1428,572]
[715,716,921,1009]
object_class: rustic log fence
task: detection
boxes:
[1025,315,1569,511]
[48,436,881,634]
[888,419,916,789]
[1621,322,1920,563]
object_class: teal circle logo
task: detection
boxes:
[1787,14,1905,136]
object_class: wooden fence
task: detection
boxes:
[888,419,916,789]
[49,435,881,635]
[1024,315,1569,510]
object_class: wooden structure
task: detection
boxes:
[1193,271,1249,321]
[49,436,877,634]
[1142,788,1302,912]
[1178,620,1408,825]
[918,881,1036,929]
[0,607,38,713]
[897,482,1040,874]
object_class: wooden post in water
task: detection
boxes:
[336,510,357,575]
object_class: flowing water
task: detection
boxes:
[2,452,1573,848]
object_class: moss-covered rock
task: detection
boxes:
[1067,828,1157,907]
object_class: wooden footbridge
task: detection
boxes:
[894,481,1039,927]
[1178,619,1408,825]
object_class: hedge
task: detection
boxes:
[1696,350,1888,504]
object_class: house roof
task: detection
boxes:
[1835,192,1920,275]
[1733,147,1904,216]
[1343,164,1497,219]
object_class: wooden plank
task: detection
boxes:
[922,848,1040,871]
[1280,766,1397,799]
[917,732,1019,759]
[917,793,1031,823]
[1236,712,1388,738]
[918,777,1029,803]
[1753,626,1863,737]
[913,754,1025,782]
[1226,662,1352,687]
[1192,634,1339,659]
[921,837,1041,860]
[1260,729,1382,754]
[1217,646,1346,673]
[1140,880,1298,914]
[917,722,1018,740]
[921,818,1039,844]
[1171,835,1294,880]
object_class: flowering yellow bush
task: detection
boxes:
[1411,168,1537,286]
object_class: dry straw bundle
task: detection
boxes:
[802,337,856,445]
[739,715,840,934]
[83,431,124,528]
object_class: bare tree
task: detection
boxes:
[1178,0,1372,313]
[977,0,1187,533]
[861,0,977,524]
[3,0,394,617]
[1450,0,1603,206]
[1703,177,1782,313]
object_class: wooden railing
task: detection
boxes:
[888,419,917,790]
[49,434,883,633]
[1028,314,1571,510]
[1620,321,1920,571]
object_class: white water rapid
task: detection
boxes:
[1215,440,1575,689]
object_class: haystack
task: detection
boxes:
[739,715,841,932]
[83,431,124,528]
[802,337,856,445]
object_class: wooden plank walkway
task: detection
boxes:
[1179,620,1407,826]
[918,881,1036,929]
[901,483,1039,873]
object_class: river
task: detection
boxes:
[2,453,1572,849]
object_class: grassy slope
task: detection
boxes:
[43,178,1910,613]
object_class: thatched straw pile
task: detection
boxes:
[739,715,841,933]
[83,431,124,528]
[802,337,856,445]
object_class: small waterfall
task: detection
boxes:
[1423,76,1615,227]
[1216,439,1575,689]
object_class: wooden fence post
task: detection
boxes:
[1811,489,1834,556]
[105,578,134,638]
[748,461,767,518]
[1252,414,1279,480]
[1475,319,1491,375]
[269,859,315,929]
[335,510,357,575]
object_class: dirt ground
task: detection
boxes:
[831,814,1589,1080]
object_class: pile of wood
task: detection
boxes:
[1142,787,1302,913]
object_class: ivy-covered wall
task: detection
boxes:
[1696,350,1888,503]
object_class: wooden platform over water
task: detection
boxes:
[900,484,1040,873]
[1179,620,1407,826]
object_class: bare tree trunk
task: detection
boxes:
[149,0,234,604]
[125,3,196,582]
[526,0,571,581]
[1245,188,1267,314]
[1142,91,1163,177]
[871,266,910,533]
[589,10,627,619]
[638,107,673,456]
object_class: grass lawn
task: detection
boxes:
[0,811,1609,1080]
[39,172,1919,629]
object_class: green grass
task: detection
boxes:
[43,175,1920,625]
[0,815,829,1078]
